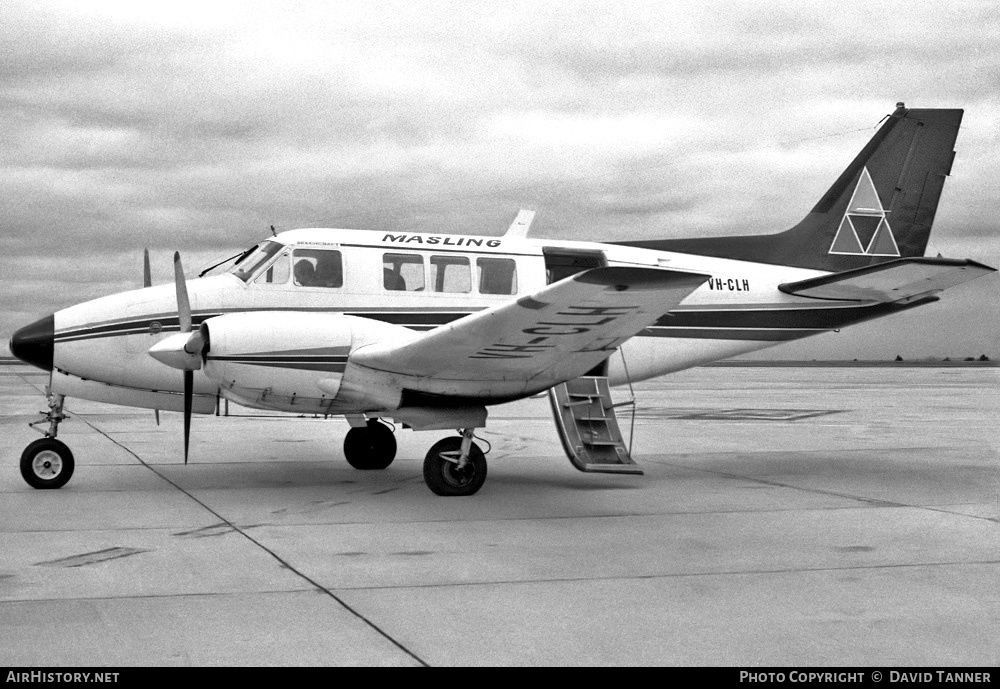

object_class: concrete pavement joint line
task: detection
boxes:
[644,446,944,460]
[16,370,46,392]
[71,412,431,668]
[0,588,322,605]
[327,558,1000,592]
[919,505,1000,525]
[3,559,998,603]
[0,502,943,534]
[647,458,1000,521]
[0,503,940,534]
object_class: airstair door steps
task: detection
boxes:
[547,376,643,475]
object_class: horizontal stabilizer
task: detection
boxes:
[352,266,709,390]
[779,257,996,303]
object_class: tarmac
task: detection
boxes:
[0,363,997,667]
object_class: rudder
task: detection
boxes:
[808,105,963,268]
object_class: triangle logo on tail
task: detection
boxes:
[828,167,900,257]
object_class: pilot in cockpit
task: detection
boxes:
[294,260,315,286]
[314,256,343,287]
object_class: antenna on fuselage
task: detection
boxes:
[270,225,277,237]
[143,249,152,288]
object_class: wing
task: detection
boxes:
[779,257,996,302]
[351,266,709,390]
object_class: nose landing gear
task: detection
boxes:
[21,393,75,489]
[21,438,75,489]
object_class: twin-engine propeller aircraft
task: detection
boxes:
[9,104,996,496]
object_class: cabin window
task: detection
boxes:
[292,249,343,288]
[383,253,424,291]
[232,241,284,282]
[430,255,471,293]
[254,252,290,285]
[477,257,517,295]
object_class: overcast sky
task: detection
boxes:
[3,0,998,360]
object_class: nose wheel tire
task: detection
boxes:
[20,438,75,489]
[423,436,487,497]
[343,421,397,470]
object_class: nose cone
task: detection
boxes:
[10,314,54,371]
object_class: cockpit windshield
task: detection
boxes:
[230,241,284,282]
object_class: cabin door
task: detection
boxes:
[542,247,606,284]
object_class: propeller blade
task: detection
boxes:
[174,252,192,333]
[183,369,192,464]
[173,252,195,464]
[143,249,151,288]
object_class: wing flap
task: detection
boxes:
[779,257,996,302]
[352,266,709,386]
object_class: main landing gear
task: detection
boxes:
[343,422,488,497]
[343,419,397,470]
[423,429,487,497]
[20,393,75,489]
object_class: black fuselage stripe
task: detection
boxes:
[642,327,818,341]
[53,301,908,346]
[208,356,349,363]
[207,361,348,373]
[654,309,871,329]
[54,312,467,342]
[51,298,885,342]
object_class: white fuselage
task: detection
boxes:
[49,227,865,417]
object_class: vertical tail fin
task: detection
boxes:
[801,104,963,269]
[616,105,964,271]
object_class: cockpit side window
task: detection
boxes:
[254,252,290,285]
[293,249,343,288]
[232,241,284,283]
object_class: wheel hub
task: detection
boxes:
[32,450,62,478]
[442,460,476,487]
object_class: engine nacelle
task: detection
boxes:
[201,311,416,413]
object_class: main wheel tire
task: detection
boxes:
[423,436,487,497]
[343,421,397,470]
[20,438,75,489]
